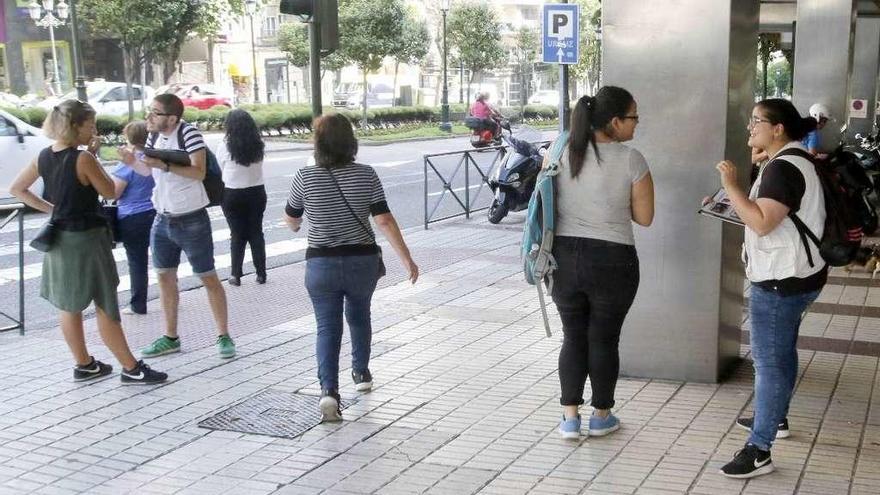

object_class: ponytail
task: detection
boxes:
[568,96,596,178]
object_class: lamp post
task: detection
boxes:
[245,0,260,104]
[439,0,452,132]
[28,0,69,96]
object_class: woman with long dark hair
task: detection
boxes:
[551,86,654,440]
[219,109,267,285]
[284,114,418,422]
[716,99,824,479]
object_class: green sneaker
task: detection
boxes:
[217,335,236,359]
[141,336,180,358]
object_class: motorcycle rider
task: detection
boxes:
[470,92,504,137]
[804,103,831,159]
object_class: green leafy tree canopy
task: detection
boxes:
[447,2,505,89]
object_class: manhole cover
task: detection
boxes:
[198,390,355,439]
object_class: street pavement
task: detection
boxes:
[0,130,557,333]
[0,214,877,494]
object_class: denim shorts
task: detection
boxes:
[151,208,216,276]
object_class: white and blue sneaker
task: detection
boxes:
[589,413,620,437]
[558,415,583,439]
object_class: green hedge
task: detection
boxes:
[4,102,560,139]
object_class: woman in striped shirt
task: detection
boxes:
[285,114,418,422]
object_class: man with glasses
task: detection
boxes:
[131,93,235,359]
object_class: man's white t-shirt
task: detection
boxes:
[148,122,209,215]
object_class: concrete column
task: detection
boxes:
[847,17,880,140]
[601,0,759,381]
[792,0,857,145]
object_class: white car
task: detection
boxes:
[0,108,52,200]
[528,90,559,106]
[40,81,155,116]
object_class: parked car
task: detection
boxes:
[0,108,52,200]
[332,82,394,110]
[528,90,559,106]
[162,83,233,110]
[39,81,155,116]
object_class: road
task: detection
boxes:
[0,129,557,332]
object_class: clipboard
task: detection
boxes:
[143,149,191,166]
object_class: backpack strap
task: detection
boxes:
[771,148,820,268]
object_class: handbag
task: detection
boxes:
[30,220,56,252]
[101,200,120,245]
[323,167,386,278]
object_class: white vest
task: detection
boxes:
[744,142,826,282]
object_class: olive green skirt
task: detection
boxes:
[40,226,121,322]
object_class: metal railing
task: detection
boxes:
[423,145,507,229]
[0,203,25,335]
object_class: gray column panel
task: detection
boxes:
[848,17,880,140]
[601,0,758,382]
[792,0,857,145]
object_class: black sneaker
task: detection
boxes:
[720,444,774,478]
[319,389,342,422]
[352,369,373,392]
[736,417,790,439]
[73,358,113,382]
[120,360,168,385]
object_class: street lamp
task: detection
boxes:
[245,0,260,104]
[28,0,69,96]
[439,0,452,132]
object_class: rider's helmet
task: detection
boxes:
[809,103,832,122]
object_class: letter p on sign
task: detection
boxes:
[551,13,573,39]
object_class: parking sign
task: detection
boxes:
[543,4,580,65]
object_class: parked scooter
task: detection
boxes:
[487,126,547,224]
[852,131,880,192]
[831,126,878,235]
[465,116,508,148]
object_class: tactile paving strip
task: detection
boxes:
[198,390,355,439]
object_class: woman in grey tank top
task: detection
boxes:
[552,87,654,440]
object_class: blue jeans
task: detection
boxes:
[305,254,380,391]
[118,209,155,313]
[151,209,216,276]
[748,285,820,450]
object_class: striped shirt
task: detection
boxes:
[148,121,209,214]
[286,163,390,258]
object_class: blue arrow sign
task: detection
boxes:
[543,4,580,65]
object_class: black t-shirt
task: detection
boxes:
[757,160,806,212]
[752,158,827,295]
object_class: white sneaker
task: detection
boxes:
[121,307,136,315]
[319,392,342,422]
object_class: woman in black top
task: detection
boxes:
[285,114,418,422]
[10,100,166,385]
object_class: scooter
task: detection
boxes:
[830,128,878,235]
[486,126,547,224]
[852,131,880,193]
[465,116,508,148]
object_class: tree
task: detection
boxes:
[193,0,245,84]
[278,19,351,104]
[79,0,191,120]
[757,33,780,99]
[570,0,601,96]
[447,2,505,103]
[511,26,538,114]
[337,0,406,124]
[390,10,429,106]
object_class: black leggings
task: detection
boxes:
[551,236,639,409]
[221,185,267,278]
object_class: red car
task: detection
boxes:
[164,84,233,110]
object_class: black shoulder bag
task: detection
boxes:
[323,168,386,278]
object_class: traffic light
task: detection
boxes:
[280,0,338,54]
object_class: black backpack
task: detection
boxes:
[776,148,863,267]
[146,124,224,206]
